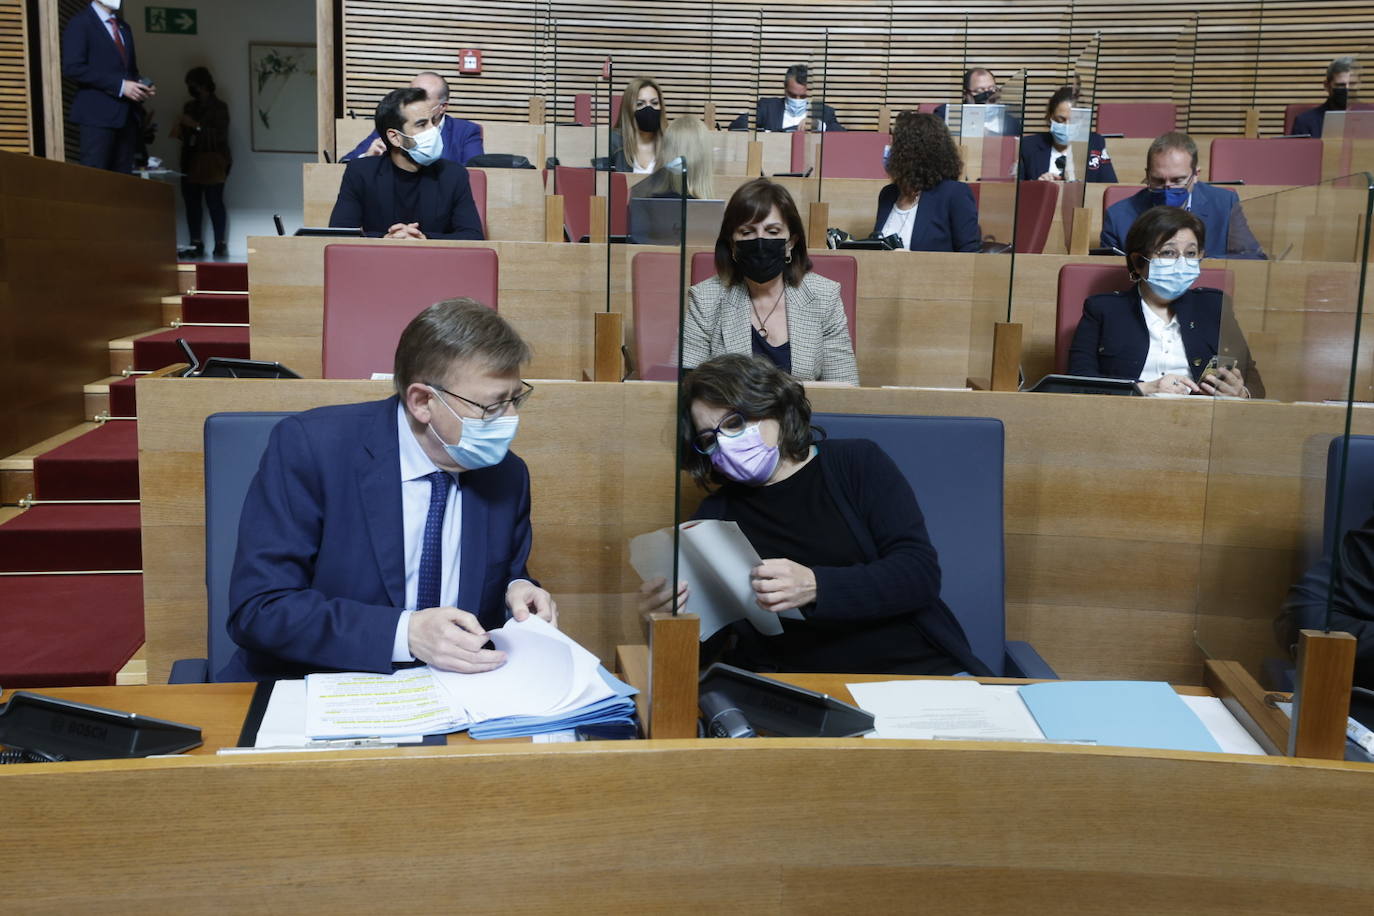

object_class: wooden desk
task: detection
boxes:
[3,680,1372,913]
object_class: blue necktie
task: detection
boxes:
[416,470,451,610]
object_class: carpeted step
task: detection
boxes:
[0,504,141,572]
[196,262,247,290]
[133,325,250,372]
[181,293,249,324]
[33,422,139,500]
[0,574,144,687]
[109,377,139,417]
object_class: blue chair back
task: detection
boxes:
[813,413,1007,675]
[1324,435,1374,555]
[204,412,295,680]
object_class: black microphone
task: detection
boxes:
[1055,154,1067,172]
[700,690,755,738]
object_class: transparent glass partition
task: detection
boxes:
[1322,49,1374,180]
[1174,15,1199,133]
[1194,175,1374,683]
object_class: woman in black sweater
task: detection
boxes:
[647,354,988,676]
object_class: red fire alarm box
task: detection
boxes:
[459,49,482,74]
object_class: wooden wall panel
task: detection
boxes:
[338,1,1374,140]
[0,0,31,154]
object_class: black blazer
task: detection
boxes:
[1018,131,1118,183]
[1067,285,1264,397]
[728,97,846,132]
[61,5,139,128]
[328,156,484,240]
[873,180,980,252]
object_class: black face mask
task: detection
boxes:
[734,237,789,284]
[634,107,661,133]
[970,89,995,105]
[1329,86,1351,110]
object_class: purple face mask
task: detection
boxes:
[710,423,780,485]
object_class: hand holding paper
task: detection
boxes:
[751,558,817,613]
[408,606,505,673]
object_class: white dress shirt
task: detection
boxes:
[1047,146,1076,181]
[1138,301,1191,383]
[392,403,463,661]
[879,196,919,249]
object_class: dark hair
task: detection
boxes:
[785,64,808,88]
[1045,85,1077,119]
[1123,206,1207,278]
[185,66,215,95]
[393,298,532,394]
[887,111,962,194]
[713,178,812,287]
[375,87,429,152]
[678,355,815,489]
[1146,131,1199,172]
[962,68,993,93]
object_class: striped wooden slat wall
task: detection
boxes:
[0,0,31,153]
[58,0,85,162]
[340,0,1374,137]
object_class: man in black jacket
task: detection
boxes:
[329,87,483,240]
[1280,510,1374,689]
[728,65,845,132]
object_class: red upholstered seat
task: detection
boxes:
[1054,262,1234,373]
[1013,180,1058,254]
[1102,185,1144,212]
[917,102,944,114]
[1209,137,1322,186]
[553,166,629,241]
[468,168,488,237]
[321,244,498,379]
[816,131,893,179]
[630,252,683,381]
[688,251,858,344]
[1095,103,1177,138]
[573,93,592,125]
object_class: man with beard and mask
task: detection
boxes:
[1101,132,1264,259]
[641,353,989,676]
[224,299,554,680]
[932,68,1023,135]
[727,65,846,132]
[681,179,858,385]
[61,0,155,173]
[329,87,484,240]
[340,71,484,165]
[1293,56,1364,138]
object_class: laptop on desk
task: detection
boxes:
[627,198,726,246]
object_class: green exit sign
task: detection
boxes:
[145,7,197,35]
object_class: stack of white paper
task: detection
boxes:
[304,617,637,740]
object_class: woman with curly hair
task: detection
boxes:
[872,111,981,252]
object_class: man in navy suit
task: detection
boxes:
[1293,56,1363,138]
[61,1,153,173]
[1101,132,1264,259]
[341,71,484,165]
[932,69,1023,136]
[329,87,484,240]
[728,64,845,132]
[225,299,555,680]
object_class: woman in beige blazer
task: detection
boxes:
[682,179,859,385]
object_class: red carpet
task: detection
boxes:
[0,575,144,687]
[0,505,141,572]
[33,422,139,499]
[109,377,138,417]
[181,293,249,324]
[134,325,250,372]
[195,262,247,290]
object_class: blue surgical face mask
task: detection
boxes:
[1148,186,1191,208]
[785,97,807,118]
[428,387,519,470]
[1049,120,1074,146]
[1143,256,1201,303]
[398,124,444,167]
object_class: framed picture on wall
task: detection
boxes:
[249,42,318,153]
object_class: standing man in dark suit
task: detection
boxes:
[1293,56,1362,138]
[340,71,484,165]
[61,0,153,173]
[1101,132,1264,259]
[728,64,845,132]
[225,298,555,680]
[329,87,484,240]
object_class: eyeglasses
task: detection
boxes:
[430,381,534,422]
[692,411,749,455]
[1149,249,1202,268]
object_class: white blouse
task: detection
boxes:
[879,197,919,249]
[1138,300,1191,382]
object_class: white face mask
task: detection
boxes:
[396,124,444,167]
[104,0,123,9]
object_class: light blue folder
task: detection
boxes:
[1017,680,1222,753]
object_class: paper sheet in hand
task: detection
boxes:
[629,519,801,639]
[847,680,1046,740]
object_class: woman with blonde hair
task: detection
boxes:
[631,115,716,200]
[611,76,665,172]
